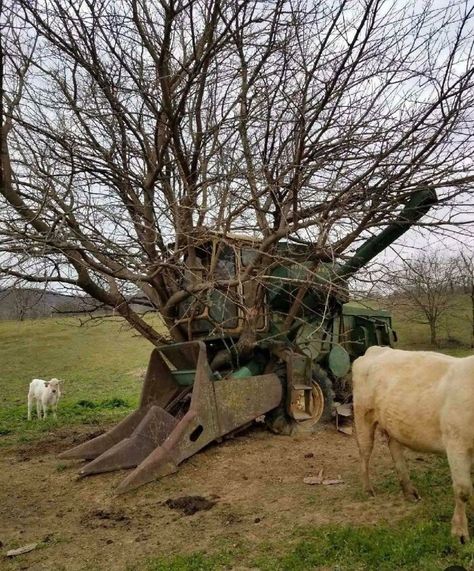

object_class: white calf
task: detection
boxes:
[27,378,63,420]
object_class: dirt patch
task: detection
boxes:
[165,495,217,516]
[81,509,131,529]
[12,428,105,459]
[0,423,442,570]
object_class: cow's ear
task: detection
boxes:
[44,381,49,387]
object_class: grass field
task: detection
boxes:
[0,317,156,443]
[381,292,473,355]
[1,301,473,570]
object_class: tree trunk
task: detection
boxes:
[429,321,438,346]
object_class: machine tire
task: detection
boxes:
[265,364,334,435]
[312,365,334,423]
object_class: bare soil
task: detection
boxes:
[0,423,424,571]
[165,496,217,516]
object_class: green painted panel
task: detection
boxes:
[328,345,351,378]
[295,322,325,361]
[230,359,265,379]
[342,304,391,318]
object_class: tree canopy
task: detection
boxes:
[1,0,474,343]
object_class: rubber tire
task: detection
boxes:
[312,364,334,423]
[265,365,334,434]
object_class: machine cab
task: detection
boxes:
[175,235,268,339]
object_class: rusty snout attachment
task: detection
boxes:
[59,341,282,493]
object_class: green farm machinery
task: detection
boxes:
[60,189,437,492]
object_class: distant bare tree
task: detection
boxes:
[0,284,46,320]
[388,254,458,346]
[11,285,44,320]
[1,0,474,347]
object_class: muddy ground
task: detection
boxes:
[0,424,430,570]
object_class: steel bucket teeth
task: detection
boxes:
[78,406,178,476]
[58,407,149,460]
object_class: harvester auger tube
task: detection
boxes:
[337,188,437,279]
[59,341,283,493]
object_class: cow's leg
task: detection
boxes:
[446,445,472,543]
[354,407,376,496]
[36,399,42,419]
[27,395,33,421]
[387,436,420,501]
[42,402,48,420]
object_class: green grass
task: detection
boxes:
[255,523,458,570]
[139,518,474,571]
[0,317,159,444]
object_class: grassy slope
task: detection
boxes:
[385,293,472,355]
[0,317,155,441]
[1,299,474,570]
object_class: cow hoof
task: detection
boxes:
[452,527,469,544]
[364,486,376,497]
[456,532,469,544]
[402,486,421,502]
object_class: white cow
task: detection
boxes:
[27,378,63,420]
[353,346,474,543]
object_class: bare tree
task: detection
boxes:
[0,284,45,319]
[1,0,474,348]
[388,253,458,346]
[11,285,44,320]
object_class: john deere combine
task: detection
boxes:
[60,189,437,492]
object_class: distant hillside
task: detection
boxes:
[0,287,103,320]
[0,287,152,321]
